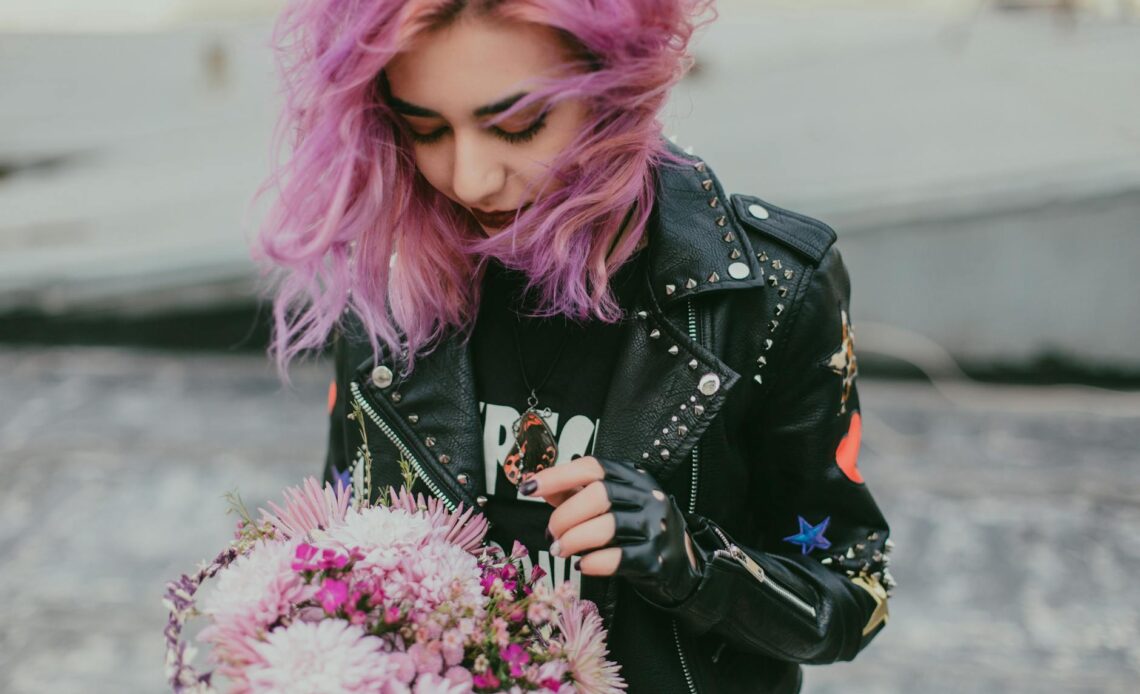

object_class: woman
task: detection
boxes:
[253,0,894,691]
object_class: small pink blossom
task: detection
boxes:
[315,578,348,613]
[491,617,510,649]
[441,628,465,666]
[472,670,501,689]
[384,604,402,624]
[527,600,551,625]
[500,643,531,677]
[291,543,319,571]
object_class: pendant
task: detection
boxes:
[504,406,558,487]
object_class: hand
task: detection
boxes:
[523,456,703,605]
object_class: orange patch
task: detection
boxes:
[327,380,337,416]
[835,411,863,483]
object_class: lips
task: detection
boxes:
[470,204,530,229]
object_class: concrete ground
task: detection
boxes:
[0,345,1137,693]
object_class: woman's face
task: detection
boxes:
[384,16,589,236]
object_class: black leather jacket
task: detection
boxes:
[322,143,893,693]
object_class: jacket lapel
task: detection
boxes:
[590,269,741,484]
[591,144,765,482]
[360,142,764,497]
[352,332,483,509]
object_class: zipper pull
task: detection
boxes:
[710,525,767,583]
[728,545,767,583]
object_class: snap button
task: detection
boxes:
[698,373,721,396]
[476,495,488,507]
[457,473,469,485]
[727,262,750,280]
[370,365,393,389]
[747,203,770,220]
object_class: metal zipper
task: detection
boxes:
[672,298,700,694]
[709,525,818,619]
[686,299,700,516]
[348,380,458,512]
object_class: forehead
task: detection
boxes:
[385,16,572,115]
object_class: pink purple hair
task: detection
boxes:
[251,0,716,382]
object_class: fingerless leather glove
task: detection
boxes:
[596,456,705,606]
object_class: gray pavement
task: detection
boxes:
[1,346,1138,693]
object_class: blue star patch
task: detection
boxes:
[783,516,832,555]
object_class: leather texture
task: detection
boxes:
[323,139,892,693]
[590,456,705,606]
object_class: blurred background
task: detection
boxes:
[1,0,1138,692]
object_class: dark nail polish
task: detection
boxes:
[573,559,581,571]
[520,479,538,496]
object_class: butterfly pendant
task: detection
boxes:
[503,410,558,487]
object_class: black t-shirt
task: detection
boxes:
[471,249,647,608]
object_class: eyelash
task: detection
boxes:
[407,112,549,146]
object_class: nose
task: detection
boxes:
[450,130,506,208]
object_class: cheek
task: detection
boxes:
[410,147,452,196]
[527,102,590,169]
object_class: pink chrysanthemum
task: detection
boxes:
[551,599,626,694]
[259,476,350,541]
[244,620,401,693]
[372,536,487,618]
[387,488,489,554]
[198,540,312,632]
[195,619,264,691]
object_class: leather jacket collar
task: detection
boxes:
[346,142,759,514]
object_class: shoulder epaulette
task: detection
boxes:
[730,193,837,265]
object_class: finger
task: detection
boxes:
[577,547,621,576]
[548,481,610,540]
[526,456,604,500]
[542,485,583,509]
[552,512,615,559]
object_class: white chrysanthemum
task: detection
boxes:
[322,505,434,564]
[245,620,401,693]
[199,540,310,629]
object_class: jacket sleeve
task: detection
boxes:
[633,244,894,664]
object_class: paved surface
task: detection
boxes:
[0,346,1137,693]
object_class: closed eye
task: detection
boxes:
[404,109,550,146]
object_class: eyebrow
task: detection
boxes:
[387,91,529,119]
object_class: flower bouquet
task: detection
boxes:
[163,446,625,693]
